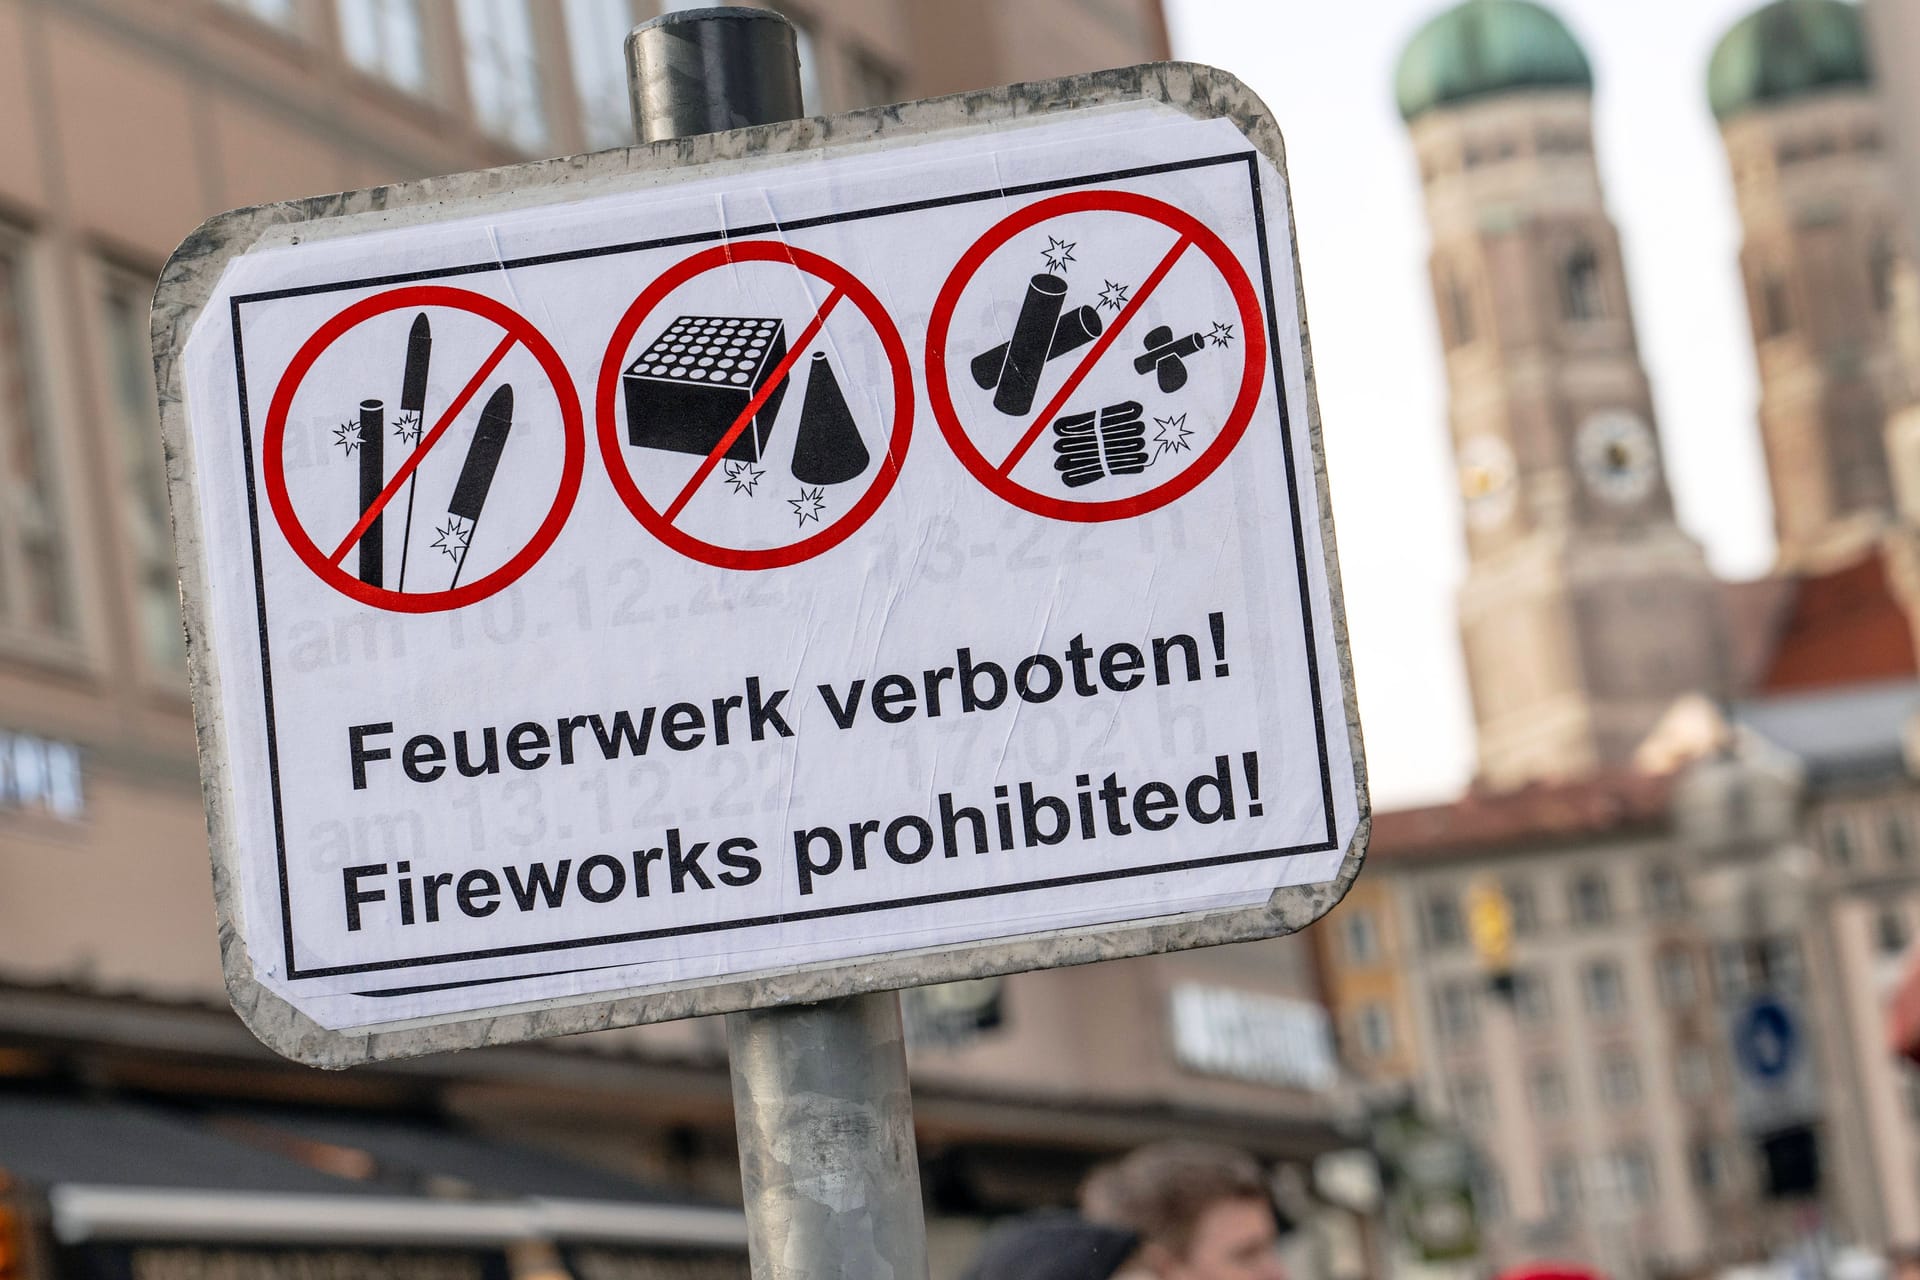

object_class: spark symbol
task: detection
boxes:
[1208,321,1236,349]
[332,420,363,454]
[1098,280,1130,312]
[393,410,423,445]
[430,518,471,561]
[788,487,826,526]
[1042,236,1077,273]
[724,461,765,497]
[1153,413,1194,457]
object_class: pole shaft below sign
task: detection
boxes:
[626,15,930,1280]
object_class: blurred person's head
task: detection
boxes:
[1080,1142,1286,1280]
[960,1211,1139,1280]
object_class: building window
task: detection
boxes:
[1600,1050,1642,1108]
[457,0,548,151]
[1570,871,1612,927]
[1505,879,1538,934]
[1714,942,1754,999]
[1340,908,1380,965]
[1609,1145,1657,1206]
[1887,814,1915,866]
[846,49,901,109]
[1545,1153,1581,1215]
[1878,907,1911,957]
[220,0,298,30]
[1677,1045,1715,1099]
[1453,1073,1494,1128]
[1764,934,1805,993]
[1561,245,1604,321]
[1423,890,1465,950]
[1470,1163,1506,1224]
[339,0,427,92]
[0,236,69,641]
[1872,239,1899,314]
[1442,268,1476,348]
[1529,1061,1569,1117]
[1691,1139,1728,1193]
[1761,271,1793,338]
[1433,980,1479,1041]
[1826,815,1855,868]
[1352,1003,1394,1059]
[1646,864,1687,916]
[101,267,184,672]
[1512,968,1553,1026]
[564,0,637,150]
[1657,947,1697,1009]
[1583,959,1625,1016]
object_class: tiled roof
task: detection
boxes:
[1369,770,1674,862]
[1754,549,1918,693]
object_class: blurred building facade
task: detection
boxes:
[0,4,1381,1280]
[1312,0,1920,1274]
[1396,0,1726,791]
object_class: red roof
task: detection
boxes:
[1753,549,1917,693]
[1370,770,1673,861]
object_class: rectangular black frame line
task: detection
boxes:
[228,150,1337,982]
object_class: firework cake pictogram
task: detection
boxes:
[623,315,790,463]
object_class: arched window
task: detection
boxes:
[1443,268,1476,348]
[1871,238,1898,314]
[1561,246,1604,322]
[1760,271,1793,338]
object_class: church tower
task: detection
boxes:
[1710,0,1908,569]
[1397,0,1727,790]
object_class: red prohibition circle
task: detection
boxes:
[925,190,1268,523]
[596,241,913,571]
[262,286,586,613]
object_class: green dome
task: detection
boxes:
[1395,0,1594,123]
[1708,0,1872,121]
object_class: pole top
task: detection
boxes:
[635,6,794,33]
[625,6,805,144]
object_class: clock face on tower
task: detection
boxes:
[1458,435,1517,530]
[1576,410,1659,506]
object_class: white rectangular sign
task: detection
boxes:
[156,67,1366,1064]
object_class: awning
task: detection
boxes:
[0,1096,745,1250]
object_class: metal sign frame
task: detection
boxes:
[151,61,1369,1069]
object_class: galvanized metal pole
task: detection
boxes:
[625,13,929,1280]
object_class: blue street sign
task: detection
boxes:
[1736,997,1797,1084]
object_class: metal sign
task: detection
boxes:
[152,64,1366,1067]
[1729,994,1821,1133]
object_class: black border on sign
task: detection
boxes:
[229,150,1337,983]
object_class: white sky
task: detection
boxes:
[1165,0,1778,808]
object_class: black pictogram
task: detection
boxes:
[354,397,384,586]
[926,188,1267,524]
[790,352,870,486]
[264,286,584,614]
[1053,401,1149,488]
[974,274,1113,418]
[394,313,432,589]
[1135,326,1207,393]
[594,239,912,571]
[623,315,790,462]
[970,302,1102,395]
[443,384,515,589]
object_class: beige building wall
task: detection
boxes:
[1389,836,1732,1270]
